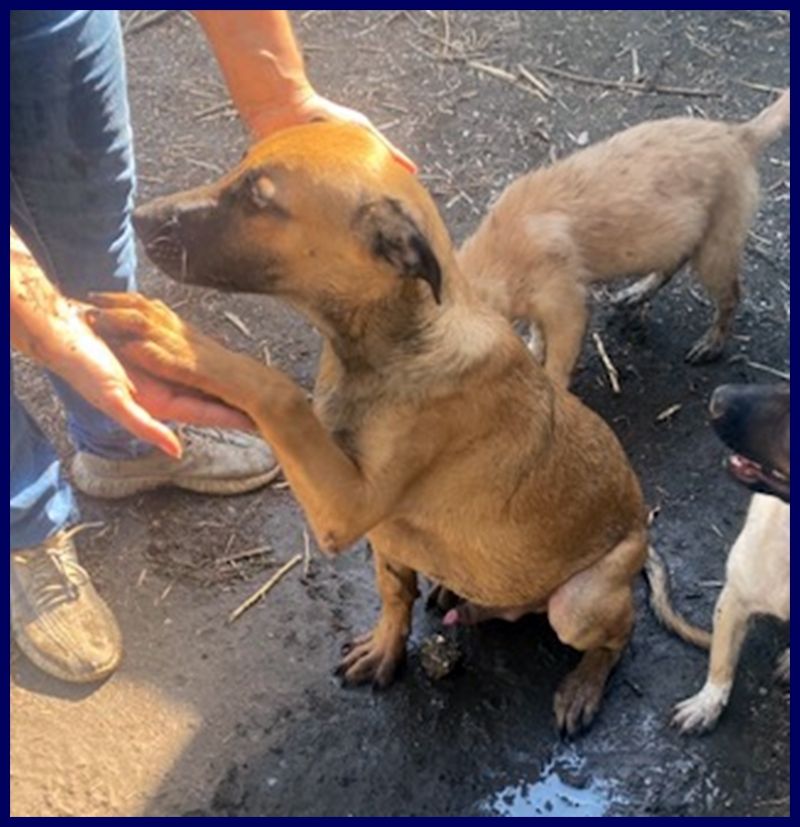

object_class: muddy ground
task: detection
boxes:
[10,10,790,817]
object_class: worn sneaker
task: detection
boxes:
[11,524,122,683]
[71,426,281,499]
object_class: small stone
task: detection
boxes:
[420,634,462,680]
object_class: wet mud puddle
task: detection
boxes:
[480,746,626,817]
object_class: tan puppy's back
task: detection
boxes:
[462,117,757,311]
[458,91,789,384]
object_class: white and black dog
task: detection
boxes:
[647,383,789,733]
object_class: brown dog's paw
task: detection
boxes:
[88,291,251,405]
[553,652,616,738]
[685,330,725,365]
[336,627,406,688]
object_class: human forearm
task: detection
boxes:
[192,10,312,136]
[10,228,75,367]
[192,10,416,171]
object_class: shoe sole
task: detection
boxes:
[71,457,282,500]
[12,629,122,684]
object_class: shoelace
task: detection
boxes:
[16,523,100,614]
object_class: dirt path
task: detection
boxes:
[10,10,789,816]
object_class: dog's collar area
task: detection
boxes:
[728,453,790,501]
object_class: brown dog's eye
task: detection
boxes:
[245,173,290,219]
[249,174,277,207]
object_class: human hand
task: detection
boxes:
[47,302,255,458]
[192,11,418,174]
[87,292,267,427]
[249,89,418,174]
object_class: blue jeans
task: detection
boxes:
[10,10,150,550]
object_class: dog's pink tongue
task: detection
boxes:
[730,454,761,481]
[442,609,460,626]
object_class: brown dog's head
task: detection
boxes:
[133,123,446,334]
[709,383,790,503]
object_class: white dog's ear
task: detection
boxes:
[353,198,442,304]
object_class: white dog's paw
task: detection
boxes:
[671,683,730,735]
[774,649,790,685]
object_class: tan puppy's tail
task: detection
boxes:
[739,88,790,153]
[643,546,711,650]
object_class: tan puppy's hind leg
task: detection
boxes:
[547,529,646,736]
[671,583,750,733]
[685,211,745,364]
[531,278,589,389]
[338,552,417,688]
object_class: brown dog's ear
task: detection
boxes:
[353,198,442,303]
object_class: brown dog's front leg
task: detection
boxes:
[91,292,409,554]
[338,552,418,688]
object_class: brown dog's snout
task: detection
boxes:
[132,194,218,245]
[132,191,221,283]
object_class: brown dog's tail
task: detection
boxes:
[643,546,711,650]
[738,89,790,153]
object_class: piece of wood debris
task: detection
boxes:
[222,532,237,559]
[136,567,148,588]
[302,529,312,577]
[568,129,590,146]
[518,64,554,98]
[630,47,642,82]
[185,157,224,175]
[194,100,234,120]
[656,403,682,423]
[122,10,143,34]
[534,64,720,98]
[228,554,302,623]
[592,333,621,394]
[377,100,410,115]
[440,9,451,58]
[736,78,785,95]
[223,311,252,338]
[746,360,789,381]
[376,118,402,132]
[467,60,517,83]
[217,545,272,566]
[157,581,175,604]
[125,10,177,37]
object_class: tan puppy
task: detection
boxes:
[91,122,648,735]
[646,383,789,734]
[458,91,790,387]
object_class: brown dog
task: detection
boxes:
[458,91,790,387]
[91,122,648,735]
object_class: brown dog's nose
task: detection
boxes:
[132,193,218,245]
